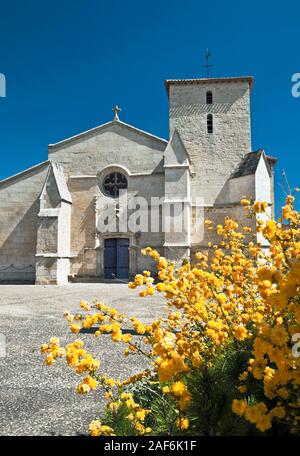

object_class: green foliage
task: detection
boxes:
[100,403,139,436]
[186,346,257,435]
[97,346,262,436]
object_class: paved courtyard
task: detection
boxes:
[0,284,165,436]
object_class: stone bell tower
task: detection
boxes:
[165,76,253,206]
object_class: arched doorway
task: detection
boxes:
[104,238,129,279]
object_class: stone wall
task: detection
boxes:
[0,163,49,282]
[48,122,166,176]
[169,81,252,206]
[50,123,167,278]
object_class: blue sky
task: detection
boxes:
[0,0,299,214]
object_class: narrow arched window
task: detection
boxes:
[207,114,213,134]
[206,90,213,104]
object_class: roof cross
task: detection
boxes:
[202,49,213,78]
[112,105,121,121]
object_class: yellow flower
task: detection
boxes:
[241,197,251,206]
[82,315,94,329]
[50,337,59,345]
[232,399,247,417]
[238,385,247,393]
[99,324,112,333]
[83,376,98,390]
[120,392,132,400]
[112,330,123,342]
[269,326,288,346]
[178,393,191,410]
[133,322,146,334]
[88,420,114,436]
[239,371,248,381]
[77,383,90,394]
[125,398,135,408]
[80,300,90,311]
[256,415,272,432]
[40,344,49,353]
[136,409,147,421]
[122,334,132,343]
[233,325,248,341]
[105,378,115,387]
[134,274,144,286]
[244,406,261,424]
[156,283,166,292]
[45,354,55,366]
[270,406,286,419]
[176,417,189,430]
[253,201,268,213]
[170,381,187,397]
[89,420,101,436]
[70,324,81,334]
[127,413,135,421]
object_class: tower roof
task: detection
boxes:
[165,76,254,96]
[231,150,277,179]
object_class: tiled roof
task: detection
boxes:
[231,150,277,178]
[165,76,254,96]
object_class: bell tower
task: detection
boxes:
[165,76,253,206]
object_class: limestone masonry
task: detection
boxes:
[0,75,277,284]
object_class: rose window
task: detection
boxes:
[102,172,128,198]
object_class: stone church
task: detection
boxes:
[0,75,276,284]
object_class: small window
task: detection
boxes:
[206,91,213,104]
[207,114,213,134]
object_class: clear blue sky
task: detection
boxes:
[0,0,299,214]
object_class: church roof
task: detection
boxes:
[231,150,277,178]
[48,119,168,149]
[165,76,254,96]
[0,160,50,186]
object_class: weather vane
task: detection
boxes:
[202,49,213,78]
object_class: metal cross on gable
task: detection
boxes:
[112,105,121,121]
[202,49,213,78]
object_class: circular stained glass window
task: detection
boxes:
[102,172,128,198]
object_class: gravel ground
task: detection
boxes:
[0,284,165,436]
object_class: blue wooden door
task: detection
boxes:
[104,238,129,279]
[116,238,129,279]
[104,239,117,279]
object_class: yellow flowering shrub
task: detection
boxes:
[39,196,300,435]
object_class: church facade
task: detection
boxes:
[0,75,276,284]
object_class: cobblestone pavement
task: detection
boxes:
[0,284,165,435]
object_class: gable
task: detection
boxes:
[47,121,166,176]
[164,130,190,166]
[49,120,167,151]
[255,154,272,202]
[40,163,72,206]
